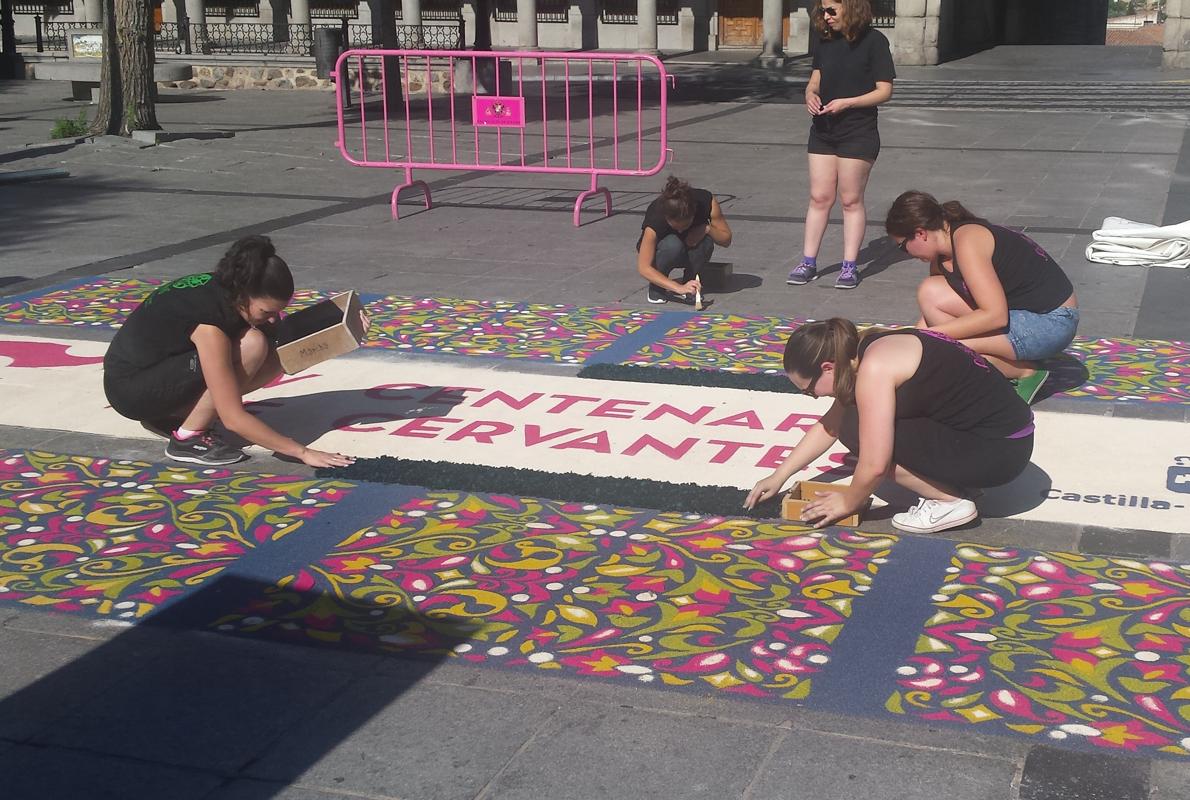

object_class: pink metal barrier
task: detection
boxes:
[333,49,673,226]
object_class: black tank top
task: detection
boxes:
[858,329,1032,439]
[945,221,1074,314]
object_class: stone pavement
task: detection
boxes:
[1,44,1189,799]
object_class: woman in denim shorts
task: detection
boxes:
[885,190,1080,404]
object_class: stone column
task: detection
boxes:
[760,0,783,59]
[82,0,102,22]
[291,0,311,26]
[787,4,809,54]
[183,0,203,30]
[405,0,423,27]
[516,0,537,47]
[1165,0,1190,69]
[637,0,657,51]
[893,0,939,66]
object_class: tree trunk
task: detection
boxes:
[91,0,122,135]
[116,0,159,134]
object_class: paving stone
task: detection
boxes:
[34,633,359,772]
[0,743,222,800]
[748,728,1017,800]
[0,626,159,741]
[1150,759,1190,800]
[1017,745,1149,800]
[485,701,773,800]
[1079,526,1173,558]
[203,780,359,800]
[245,676,557,800]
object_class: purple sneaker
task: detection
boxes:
[787,262,818,285]
[834,263,860,290]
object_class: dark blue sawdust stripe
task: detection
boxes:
[580,310,698,366]
[804,535,955,716]
[147,480,409,629]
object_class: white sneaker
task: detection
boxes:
[891,497,978,534]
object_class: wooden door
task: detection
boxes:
[719,0,763,48]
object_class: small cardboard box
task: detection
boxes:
[274,290,366,374]
[781,480,869,527]
[700,261,733,291]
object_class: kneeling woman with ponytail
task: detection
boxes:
[744,318,1034,534]
[886,190,1079,404]
[104,235,362,468]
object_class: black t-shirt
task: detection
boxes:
[858,329,1032,439]
[638,188,713,249]
[947,221,1075,314]
[105,273,248,373]
[811,26,895,129]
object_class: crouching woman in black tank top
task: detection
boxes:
[744,318,1034,534]
[103,235,362,469]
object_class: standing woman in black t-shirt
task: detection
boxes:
[637,176,733,306]
[788,0,895,291]
[744,318,1034,534]
[103,235,361,468]
[885,190,1080,404]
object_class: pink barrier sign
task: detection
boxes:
[333,49,674,226]
[472,96,525,128]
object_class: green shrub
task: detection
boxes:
[50,109,90,140]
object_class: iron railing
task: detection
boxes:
[203,1,261,16]
[36,19,463,55]
[15,0,73,13]
[395,0,462,20]
[40,19,100,52]
[311,1,360,19]
[494,0,569,23]
[873,0,895,28]
[600,0,678,25]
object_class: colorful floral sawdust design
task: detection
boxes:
[0,450,352,619]
[0,278,327,329]
[363,297,658,363]
[887,545,1190,756]
[626,317,1189,404]
[625,314,801,374]
[214,492,895,700]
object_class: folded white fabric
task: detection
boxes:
[1085,216,1190,268]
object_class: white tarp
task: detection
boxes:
[3,333,1189,534]
[1085,216,1190,268]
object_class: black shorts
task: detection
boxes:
[839,407,1033,490]
[807,119,881,161]
[103,350,206,422]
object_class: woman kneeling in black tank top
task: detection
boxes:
[744,318,1034,534]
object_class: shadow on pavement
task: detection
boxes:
[0,574,476,799]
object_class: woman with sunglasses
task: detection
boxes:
[743,318,1034,534]
[886,190,1080,404]
[788,0,895,291]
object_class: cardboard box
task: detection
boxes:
[781,480,869,527]
[700,261,733,291]
[274,290,366,374]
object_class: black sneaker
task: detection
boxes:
[141,416,183,440]
[165,430,247,466]
[646,284,668,304]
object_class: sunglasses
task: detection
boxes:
[821,6,839,17]
[896,237,910,253]
[797,371,823,399]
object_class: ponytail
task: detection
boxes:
[213,234,294,306]
[658,175,695,221]
[885,190,978,237]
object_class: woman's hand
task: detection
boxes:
[819,97,853,115]
[677,277,702,296]
[299,447,357,469]
[745,474,786,510]
[805,90,822,116]
[800,490,860,529]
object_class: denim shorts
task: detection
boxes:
[1007,306,1080,361]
